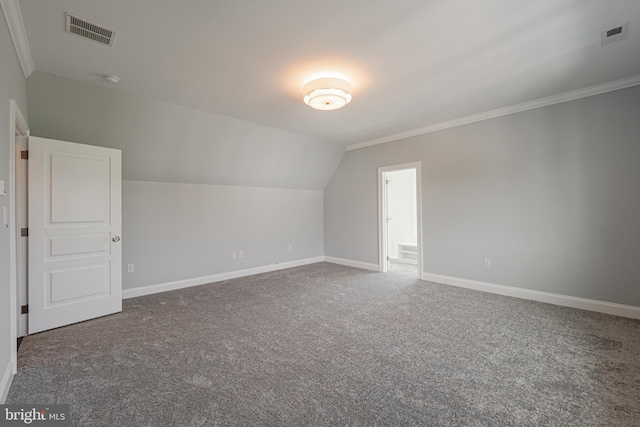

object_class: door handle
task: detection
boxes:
[112,236,121,242]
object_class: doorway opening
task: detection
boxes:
[378,162,422,279]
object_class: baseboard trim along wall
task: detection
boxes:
[0,357,14,403]
[122,257,325,299]
[323,256,380,271]
[422,272,640,320]
[124,256,381,299]
[122,254,639,319]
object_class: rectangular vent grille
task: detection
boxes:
[606,27,623,38]
[66,13,116,46]
[601,22,629,46]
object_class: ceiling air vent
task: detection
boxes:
[601,22,629,46]
[66,13,116,46]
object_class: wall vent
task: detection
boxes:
[66,13,116,46]
[601,22,629,46]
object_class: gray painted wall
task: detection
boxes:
[27,71,345,190]
[325,86,640,307]
[25,72,333,292]
[0,11,27,398]
[122,180,323,290]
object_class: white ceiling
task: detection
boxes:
[18,0,640,146]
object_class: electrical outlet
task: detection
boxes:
[232,251,237,259]
[239,250,244,258]
[484,259,491,268]
[288,244,292,251]
[127,264,134,273]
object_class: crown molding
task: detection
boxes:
[347,74,640,151]
[1,0,35,78]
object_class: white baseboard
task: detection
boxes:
[0,357,15,404]
[323,256,380,271]
[422,272,640,320]
[122,258,640,319]
[122,257,325,299]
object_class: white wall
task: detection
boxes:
[0,6,28,402]
[325,86,640,307]
[122,181,324,290]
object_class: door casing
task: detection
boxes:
[8,100,29,376]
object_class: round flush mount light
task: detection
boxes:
[303,77,352,111]
[103,74,120,84]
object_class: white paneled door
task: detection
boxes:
[28,137,122,334]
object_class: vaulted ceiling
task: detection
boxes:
[16,0,640,146]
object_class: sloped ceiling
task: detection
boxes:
[26,71,344,190]
[18,0,640,146]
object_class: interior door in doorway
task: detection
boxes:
[28,137,122,334]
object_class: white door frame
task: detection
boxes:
[9,99,29,375]
[378,162,423,278]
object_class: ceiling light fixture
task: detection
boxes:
[103,75,120,84]
[303,77,352,111]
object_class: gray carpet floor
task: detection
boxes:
[7,262,640,426]
[389,259,418,277]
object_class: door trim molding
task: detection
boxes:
[378,162,423,278]
[8,100,28,379]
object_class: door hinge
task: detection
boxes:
[21,305,28,314]
[21,150,28,160]
[387,256,390,261]
[21,228,28,237]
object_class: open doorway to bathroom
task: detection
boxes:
[378,163,422,278]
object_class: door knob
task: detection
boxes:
[112,236,121,242]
